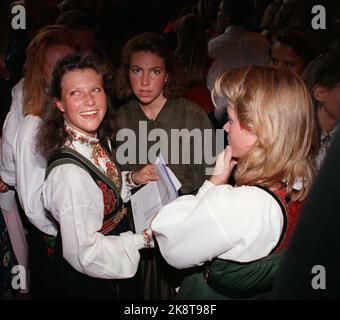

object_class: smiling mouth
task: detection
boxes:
[80,110,98,116]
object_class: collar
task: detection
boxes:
[320,123,340,141]
[65,121,99,147]
[136,98,172,124]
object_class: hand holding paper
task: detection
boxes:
[131,154,181,233]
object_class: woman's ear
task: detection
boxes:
[54,98,65,112]
[312,84,329,103]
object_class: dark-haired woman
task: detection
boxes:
[37,53,159,299]
[270,26,323,76]
[114,32,217,300]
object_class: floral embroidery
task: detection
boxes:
[65,122,121,191]
[65,126,97,147]
[96,180,116,216]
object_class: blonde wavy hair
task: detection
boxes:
[213,66,317,200]
[23,25,78,116]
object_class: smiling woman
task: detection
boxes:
[54,68,107,137]
[35,53,160,299]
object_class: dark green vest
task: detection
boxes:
[176,186,288,300]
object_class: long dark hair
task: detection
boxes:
[303,52,340,111]
[302,51,340,143]
[114,32,184,101]
[38,53,116,158]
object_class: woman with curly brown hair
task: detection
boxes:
[38,53,159,299]
[114,32,217,300]
[115,32,215,196]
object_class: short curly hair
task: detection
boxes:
[114,32,184,101]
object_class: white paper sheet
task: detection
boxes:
[130,154,181,233]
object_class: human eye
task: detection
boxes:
[92,87,103,93]
[285,62,295,69]
[130,67,141,74]
[70,90,80,96]
[152,68,161,75]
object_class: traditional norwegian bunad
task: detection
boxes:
[42,124,149,299]
[152,182,304,300]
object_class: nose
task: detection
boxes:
[223,121,229,133]
[141,72,150,86]
[84,91,95,105]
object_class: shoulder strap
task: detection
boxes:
[45,147,121,195]
[45,154,87,180]
[253,185,288,253]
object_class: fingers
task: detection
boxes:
[134,164,160,185]
[0,181,9,193]
[145,164,160,181]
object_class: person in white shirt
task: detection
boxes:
[206,0,270,125]
[0,25,79,298]
[152,65,317,299]
[1,25,79,235]
[37,53,159,299]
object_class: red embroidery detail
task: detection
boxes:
[274,188,304,252]
[96,180,116,216]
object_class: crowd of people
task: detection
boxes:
[0,0,339,300]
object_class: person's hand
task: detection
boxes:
[132,164,160,185]
[209,146,237,186]
[0,178,9,193]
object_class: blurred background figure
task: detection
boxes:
[55,10,98,54]
[270,26,324,76]
[302,51,340,171]
[174,14,215,117]
[207,0,270,127]
[1,25,78,299]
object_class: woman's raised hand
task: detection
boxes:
[209,146,237,186]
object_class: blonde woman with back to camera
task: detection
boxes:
[151,65,317,300]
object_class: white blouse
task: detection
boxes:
[42,124,148,279]
[14,116,137,238]
[151,180,284,269]
[1,78,24,187]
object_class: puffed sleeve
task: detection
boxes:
[0,79,24,187]
[151,182,283,269]
[15,116,57,236]
[43,164,143,279]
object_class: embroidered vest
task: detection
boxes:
[42,147,142,300]
[45,147,130,237]
[177,185,304,300]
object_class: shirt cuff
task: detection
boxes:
[120,171,141,203]
[133,229,154,249]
